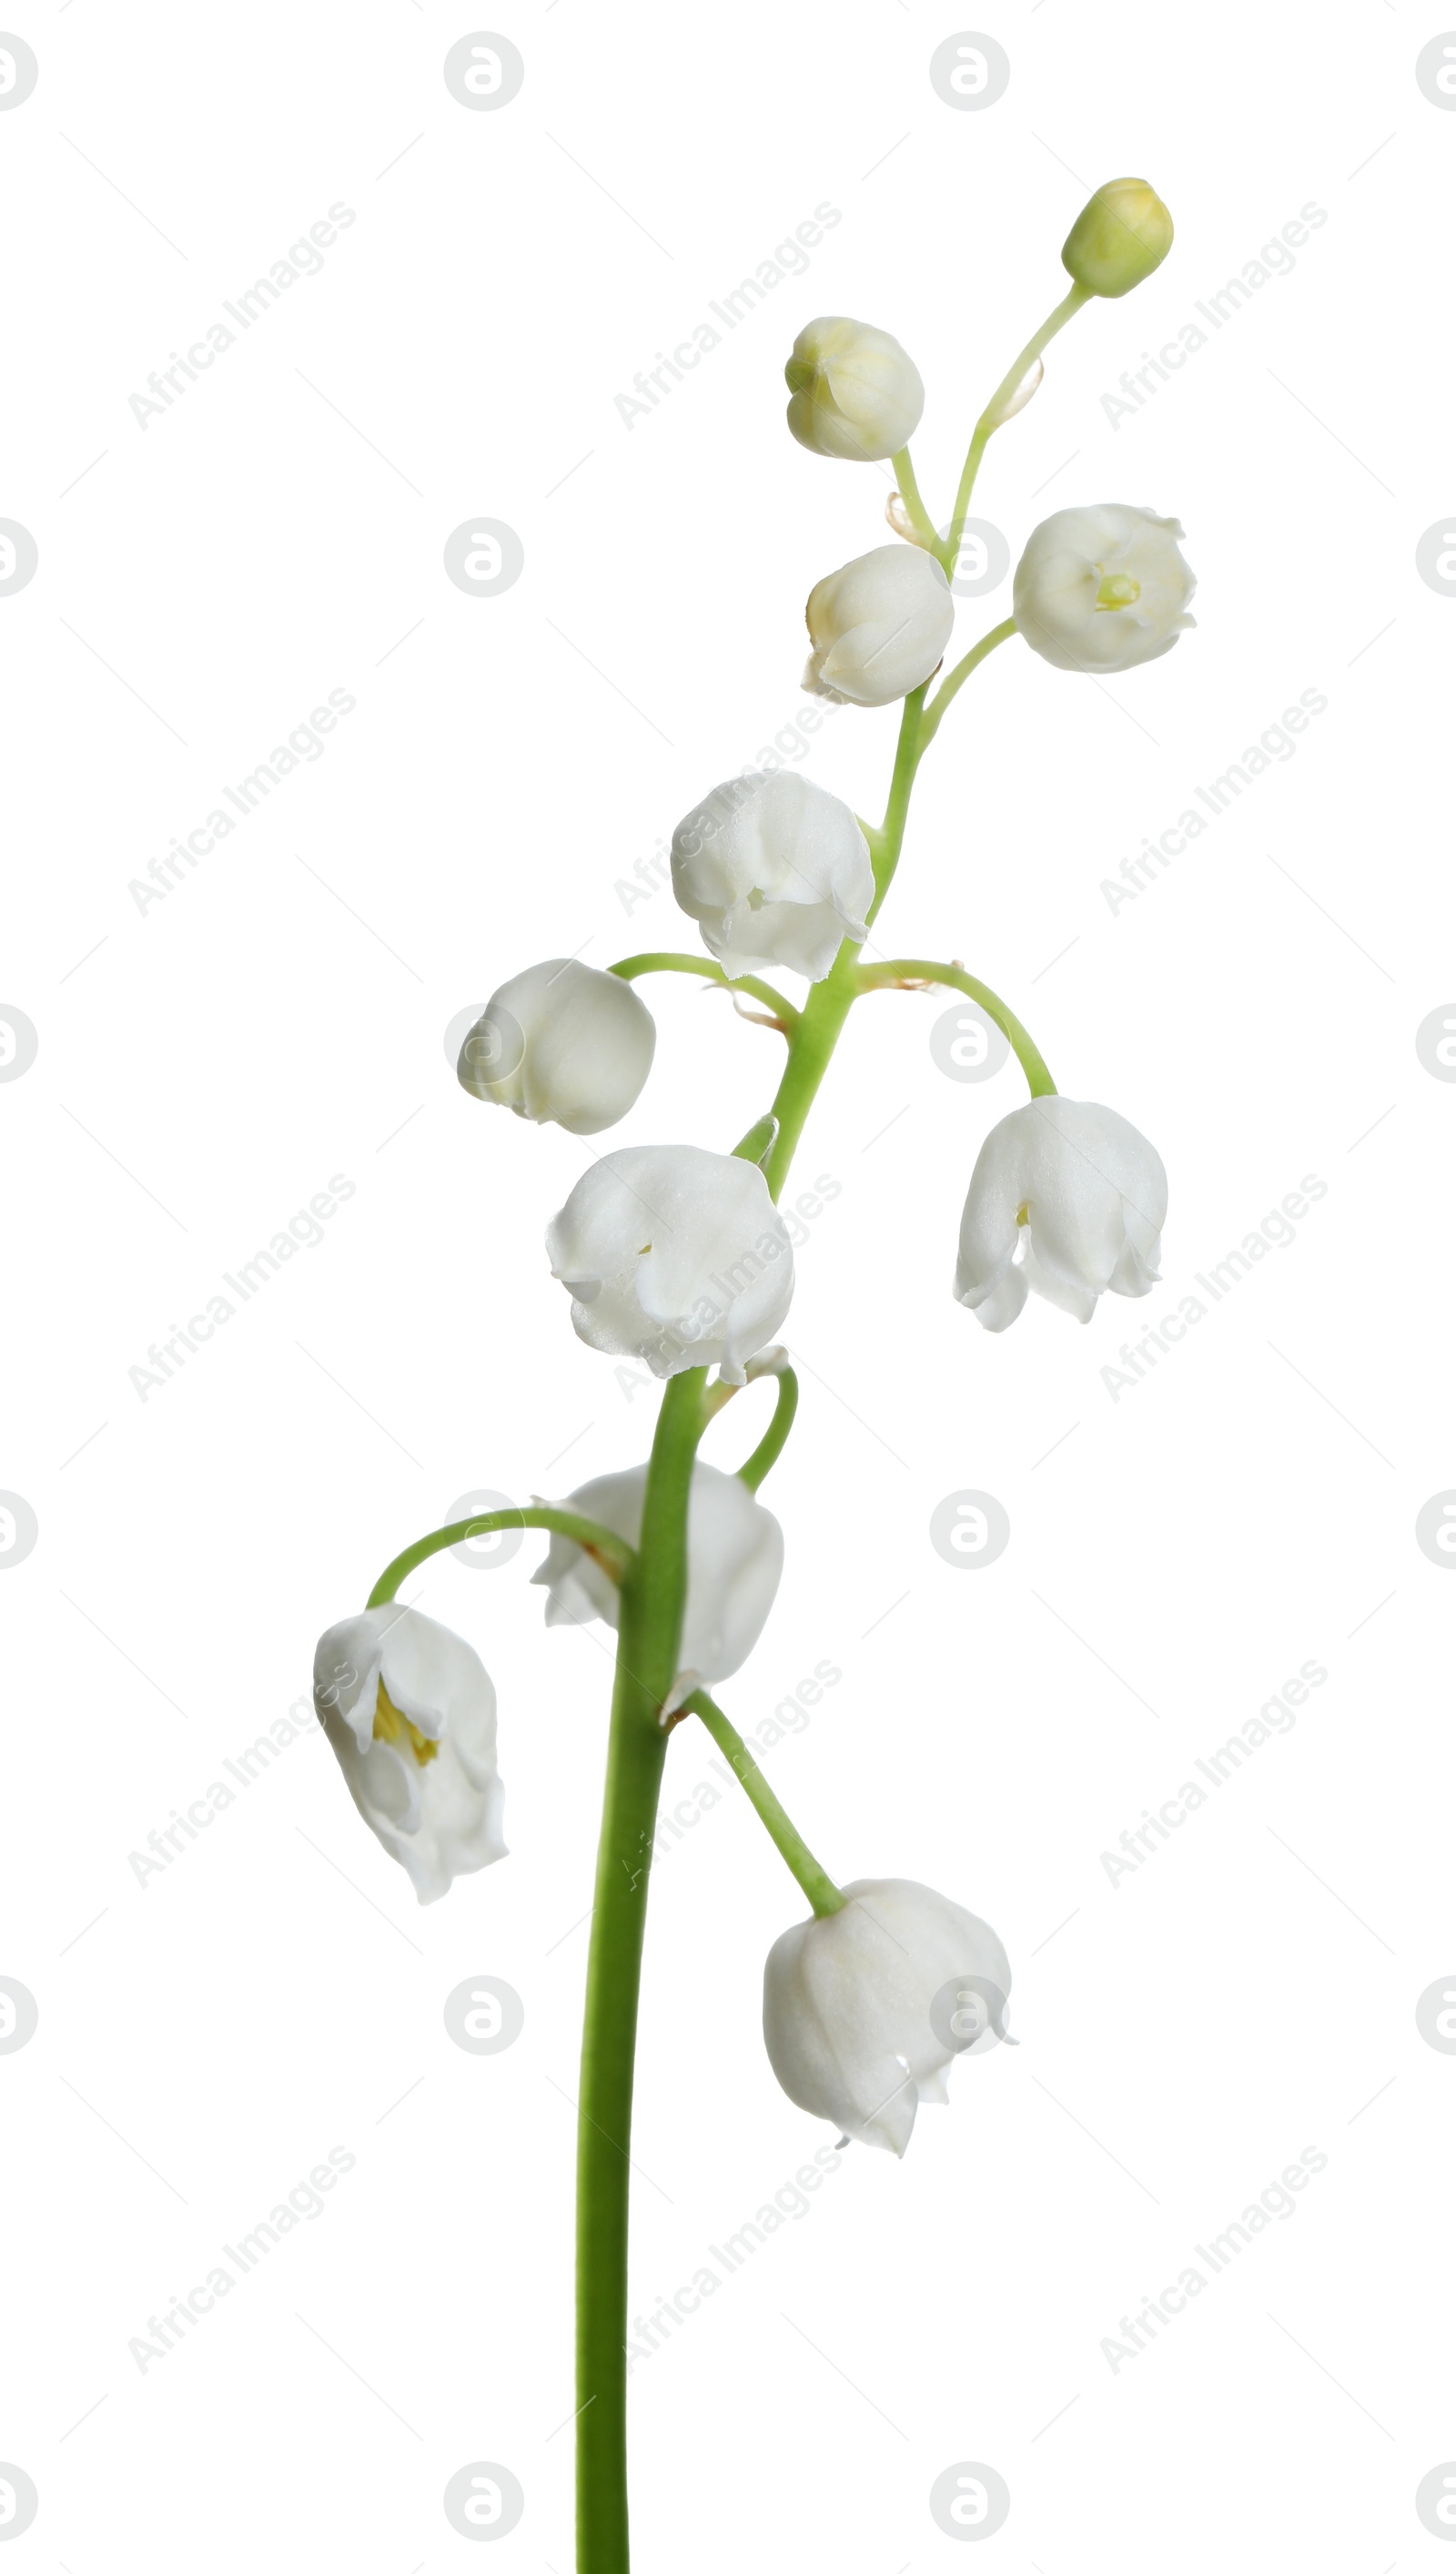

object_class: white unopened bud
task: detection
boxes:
[784,317,925,461]
[803,544,954,708]
[459,959,655,1136]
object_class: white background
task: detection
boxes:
[5,1,1454,2565]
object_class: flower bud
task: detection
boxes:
[313,1605,506,1904]
[671,772,874,984]
[545,1144,794,1383]
[763,1878,1013,2154]
[1061,177,1173,299]
[784,317,925,461]
[535,1460,783,1683]
[459,959,655,1136]
[954,1095,1167,1332]
[1013,504,1195,674]
[803,543,954,708]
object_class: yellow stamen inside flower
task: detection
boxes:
[1094,572,1140,611]
[373,1681,440,1765]
[1016,1202,1030,1226]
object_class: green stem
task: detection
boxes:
[577,1369,706,2574]
[856,957,1056,1098]
[939,282,1091,575]
[687,1690,844,1916]
[609,950,799,1035]
[889,443,938,548]
[366,1508,632,1607]
[735,1366,799,1491]
[920,617,1017,749]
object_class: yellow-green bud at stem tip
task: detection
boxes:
[1061,177,1173,299]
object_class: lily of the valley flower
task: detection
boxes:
[784,316,925,461]
[671,772,874,984]
[313,1605,505,1905]
[954,1095,1168,1332]
[1062,177,1174,299]
[458,959,655,1136]
[1013,504,1195,674]
[535,1460,784,1683]
[803,543,954,708]
[546,1145,794,1383]
[763,1878,1013,2155]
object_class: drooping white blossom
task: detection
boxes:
[535,1460,784,1682]
[1013,505,1195,674]
[763,1878,1013,2154]
[954,1094,1167,1332]
[313,1605,505,1905]
[546,1145,794,1384]
[784,316,925,462]
[458,959,655,1136]
[803,544,954,708]
[671,772,874,983]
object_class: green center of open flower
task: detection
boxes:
[373,1682,440,1765]
[1094,572,1140,611]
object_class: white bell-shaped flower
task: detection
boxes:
[671,772,874,984]
[313,1605,505,1905]
[803,544,954,708]
[1013,504,1195,674]
[763,1878,1013,2155]
[534,1460,783,1682]
[955,1095,1167,1332]
[784,316,925,462]
[546,1145,794,1384]
[458,959,655,1136]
